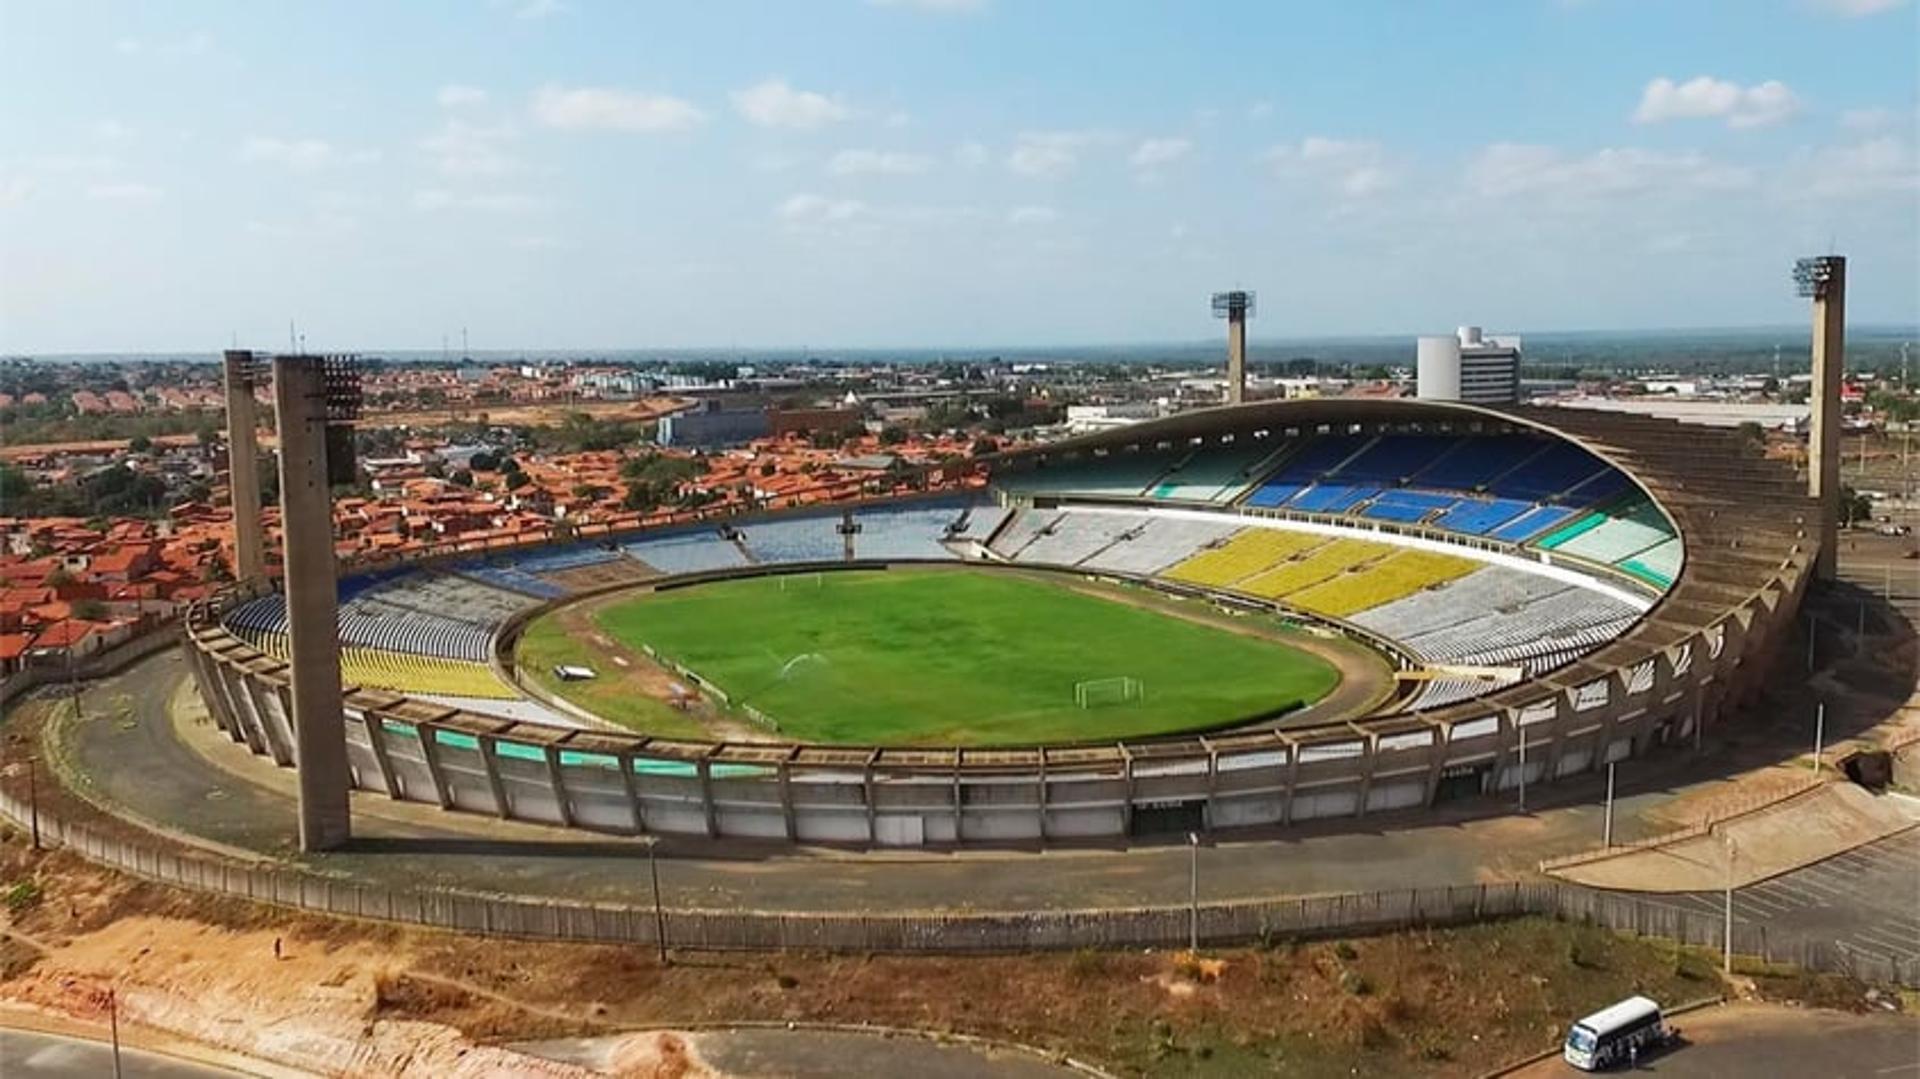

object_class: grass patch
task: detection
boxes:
[513,616,709,740]
[560,568,1339,746]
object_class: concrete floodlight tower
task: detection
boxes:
[270,353,361,852]
[221,350,268,581]
[1211,290,1256,405]
[1794,255,1846,581]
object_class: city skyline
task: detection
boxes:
[2,0,1916,353]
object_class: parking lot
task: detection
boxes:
[1647,826,1920,970]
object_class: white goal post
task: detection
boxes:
[1074,676,1144,709]
[778,573,825,591]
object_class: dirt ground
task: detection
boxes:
[0,830,1761,1078]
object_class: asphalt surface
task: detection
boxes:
[0,1028,249,1078]
[37,650,1732,913]
[1508,1002,1919,1078]
[1632,827,1920,971]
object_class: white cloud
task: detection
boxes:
[1008,130,1105,178]
[92,120,133,142]
[1810,0,1908,14]
[1796,137,1920,196]
[954,141,990,169]
[1841,107,1896,131]
[31,154,118,174]
[533,85,705,133]
[827,149,933,176]
[1633,76,1801,129]
[421,120,520,177]
[1466,142,1754,198]
[0,174,35,208]
[883,110,912,129]
[1341,166,1393,197]
[867,0,987,12]
[1007,205,1058,225]
[437,85,489,108]
[778,193,868,224]
[413,189,546,212]
[731,79,849,130]
[775,192,989,232]
[86,181,162,203]
[1246,101,1275,121]
[112,31,212,58]
[1268,137,1393,197]
[245,214,359,240]
[239,137,378,171]
[514,0,567,19]
[1129,137,1191,170]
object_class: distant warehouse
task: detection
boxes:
[658,400,864,448]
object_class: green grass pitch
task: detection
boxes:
[568,568,1339,746]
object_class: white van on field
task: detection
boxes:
[1563,995,1669,1071]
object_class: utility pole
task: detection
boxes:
[1187,831,1201,954]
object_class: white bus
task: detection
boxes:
[1563,995,1668,1071]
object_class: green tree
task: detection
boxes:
[1840,485,1874,527]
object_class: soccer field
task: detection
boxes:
[566,568,1340,746]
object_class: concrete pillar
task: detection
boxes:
[477,736,512,818]
[543,745,575,827]
[1226,313,1247,405]
[360,710,403,799]
[271,354,352,851]
[618,753,645,834]
[222,351,266,582]
[1808,258,1847,581]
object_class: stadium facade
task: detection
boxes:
[183,398,1814,847]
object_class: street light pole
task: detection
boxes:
[1811,701,1826,782]
[109,986,122,1079]
[1516,722,1528,814]
[27,755,39,851]
[1187,832,1200,954]
[1603,761,1616,848]
[1721,830,1736,976]
[646,837,668,966]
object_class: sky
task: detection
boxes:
[1,0,1916,355]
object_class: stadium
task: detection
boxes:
[182,396,1815,846]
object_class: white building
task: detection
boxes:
[1417,326,1522,404]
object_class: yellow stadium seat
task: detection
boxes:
[1163,528,1327,587]
[1237,539,1394,599]
[1287,548,1478,617]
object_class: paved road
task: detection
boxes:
[1508,1002,1919,1078]
[1635,828,1920,971]
[0,1028,249,1078]
[31,650,1745,914]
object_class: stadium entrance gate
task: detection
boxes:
[1433,762,1491,804]
[1131,798,1205,836]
